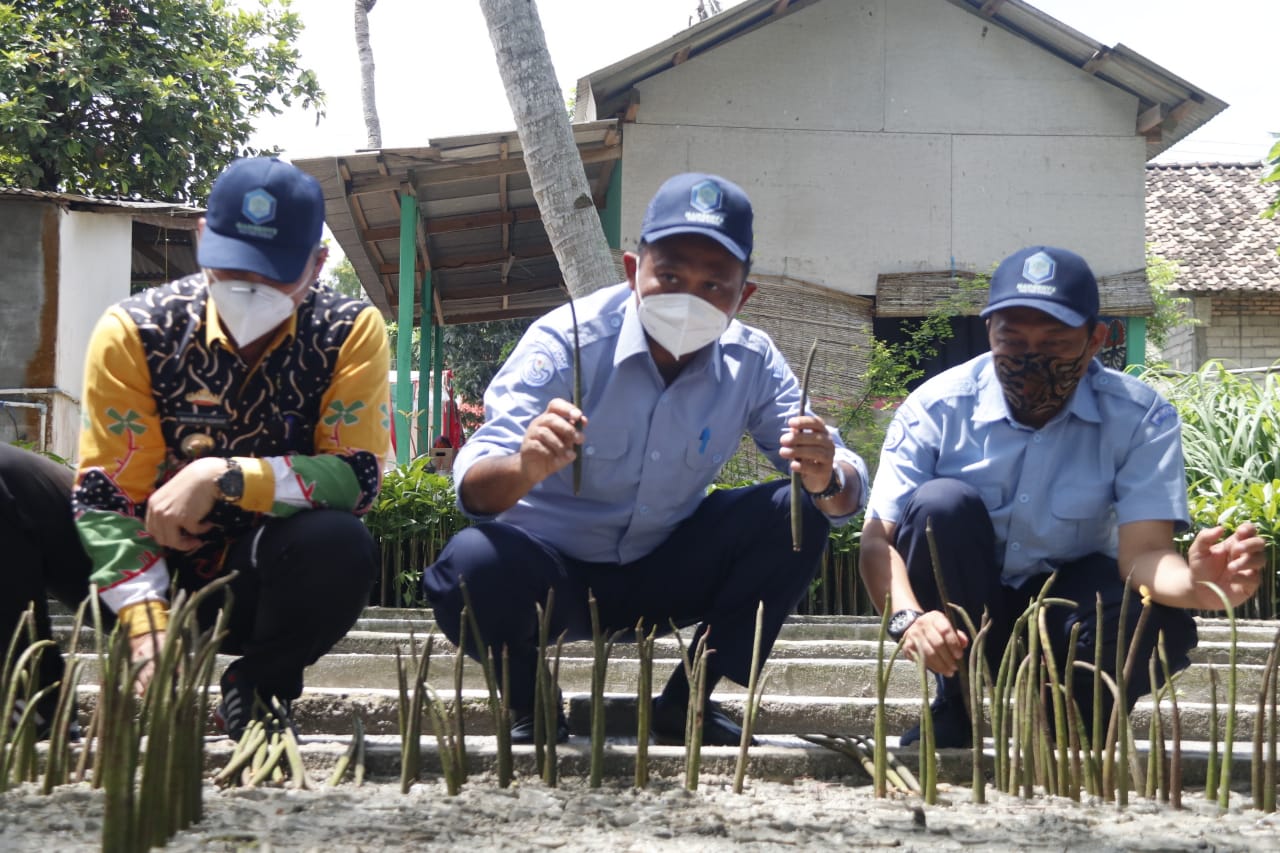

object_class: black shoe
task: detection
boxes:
[9,696,82,743]
[650,696,754,747]
[214,667,297,743]
[899,693,972,749]
[509,707,569,744]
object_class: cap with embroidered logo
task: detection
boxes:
[640,172,753,262]
[980,245,1100,328]
[197,157,325,283]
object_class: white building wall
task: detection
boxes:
[53,209,133,460]
[617,0,1148,295]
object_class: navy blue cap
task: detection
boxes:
[980,246,1100,327]
[640,173,753,262]
[197,157,325,283]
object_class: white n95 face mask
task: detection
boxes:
[637,292,732,358]
[209,279,298,346]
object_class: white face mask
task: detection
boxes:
[207,265,311,347]
[637,292,733,358]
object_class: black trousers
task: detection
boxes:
[0,442,377,703]
[423,480,831,712]
[896,477,1198,730]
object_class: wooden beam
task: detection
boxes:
[440,277,564,301]
[622,90,641,124]
[358,207,546,245]
[1168,97,1197,123]
[1082,47,1110,75]
[1136,103,1166,135]
[771,0,791,14]
[378,245,554,275]
[347,145,622,196]
[978,0,1006,17]
[673,46,691,65]
[499,140,510,254]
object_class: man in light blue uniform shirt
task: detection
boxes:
[425,173,868,746]
[860,245,1265,748]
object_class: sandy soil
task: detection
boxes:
[1,772,1277,852]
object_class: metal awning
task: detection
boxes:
[294,119,622,324]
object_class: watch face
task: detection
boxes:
[888,610,919,640]
[218,467,244,500]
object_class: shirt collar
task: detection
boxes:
[973,355,1103,427]
[615,290,724,382]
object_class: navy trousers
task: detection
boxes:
[896,477,1197,730]
[0,442,376,704]
[423,480,831,713]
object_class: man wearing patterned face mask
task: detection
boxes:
[0,157,389,743]
[425,173,870,747]
[860,245,1266,750]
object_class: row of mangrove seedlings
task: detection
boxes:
[3,559,1280,850]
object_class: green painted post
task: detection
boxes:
[601,166,622,250]
[432,324,444,443]
[417,270,433,450]
[396,193,417,465]
[1126,316,1147,371]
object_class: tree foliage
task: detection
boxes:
[0,0,323,201]
[322,253,365,300]
[1264,134,1280,222]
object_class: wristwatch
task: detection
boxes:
[215,457,244,505]
[887,608,923,642]
[805,464,846,500]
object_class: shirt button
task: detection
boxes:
[713,454,723,463]
[1010,542,1021,552]
[1019,494,1029,503]
[649,451,660,461]
[639,504,649,514]
[1032,434,1043,444]
[610,316,622,328]
[585,446,597,457]
[1098,377,1109,385]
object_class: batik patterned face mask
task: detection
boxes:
[993,344,1089,425]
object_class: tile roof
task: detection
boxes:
[1146,162,1280,293]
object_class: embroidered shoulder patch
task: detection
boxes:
[884,417,907,451]
[1149,403,1178,427]
[519,349,557,388]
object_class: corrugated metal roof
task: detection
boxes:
[0,185,203,216]
[294,120,621,323]
[575,0,1226,161]
[1146,162,1280,293]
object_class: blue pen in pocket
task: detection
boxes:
[698,426,711,454]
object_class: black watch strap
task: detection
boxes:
[887,608,923,642]
[216,457,244,504]
[804,465,844,500]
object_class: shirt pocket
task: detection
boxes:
[579,428,631,493]
[684,432,732,474]
[1050,486,1104,520]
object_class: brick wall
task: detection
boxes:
[1197,292,1280,370]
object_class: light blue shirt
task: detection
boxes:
[454,282,869,563]
[867,352,1188,584]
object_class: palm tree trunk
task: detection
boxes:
[478,0,616,298]
[354,0,382,149]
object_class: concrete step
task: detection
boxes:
[197,731,1266,792]
[60,644,1277,709]
[61,680,1274,748]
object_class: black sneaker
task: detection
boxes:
[899,692,972,749]
[651,696,754,747]
[9,696,82,743]
[510,706,570,744]
[214,668,297,742]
